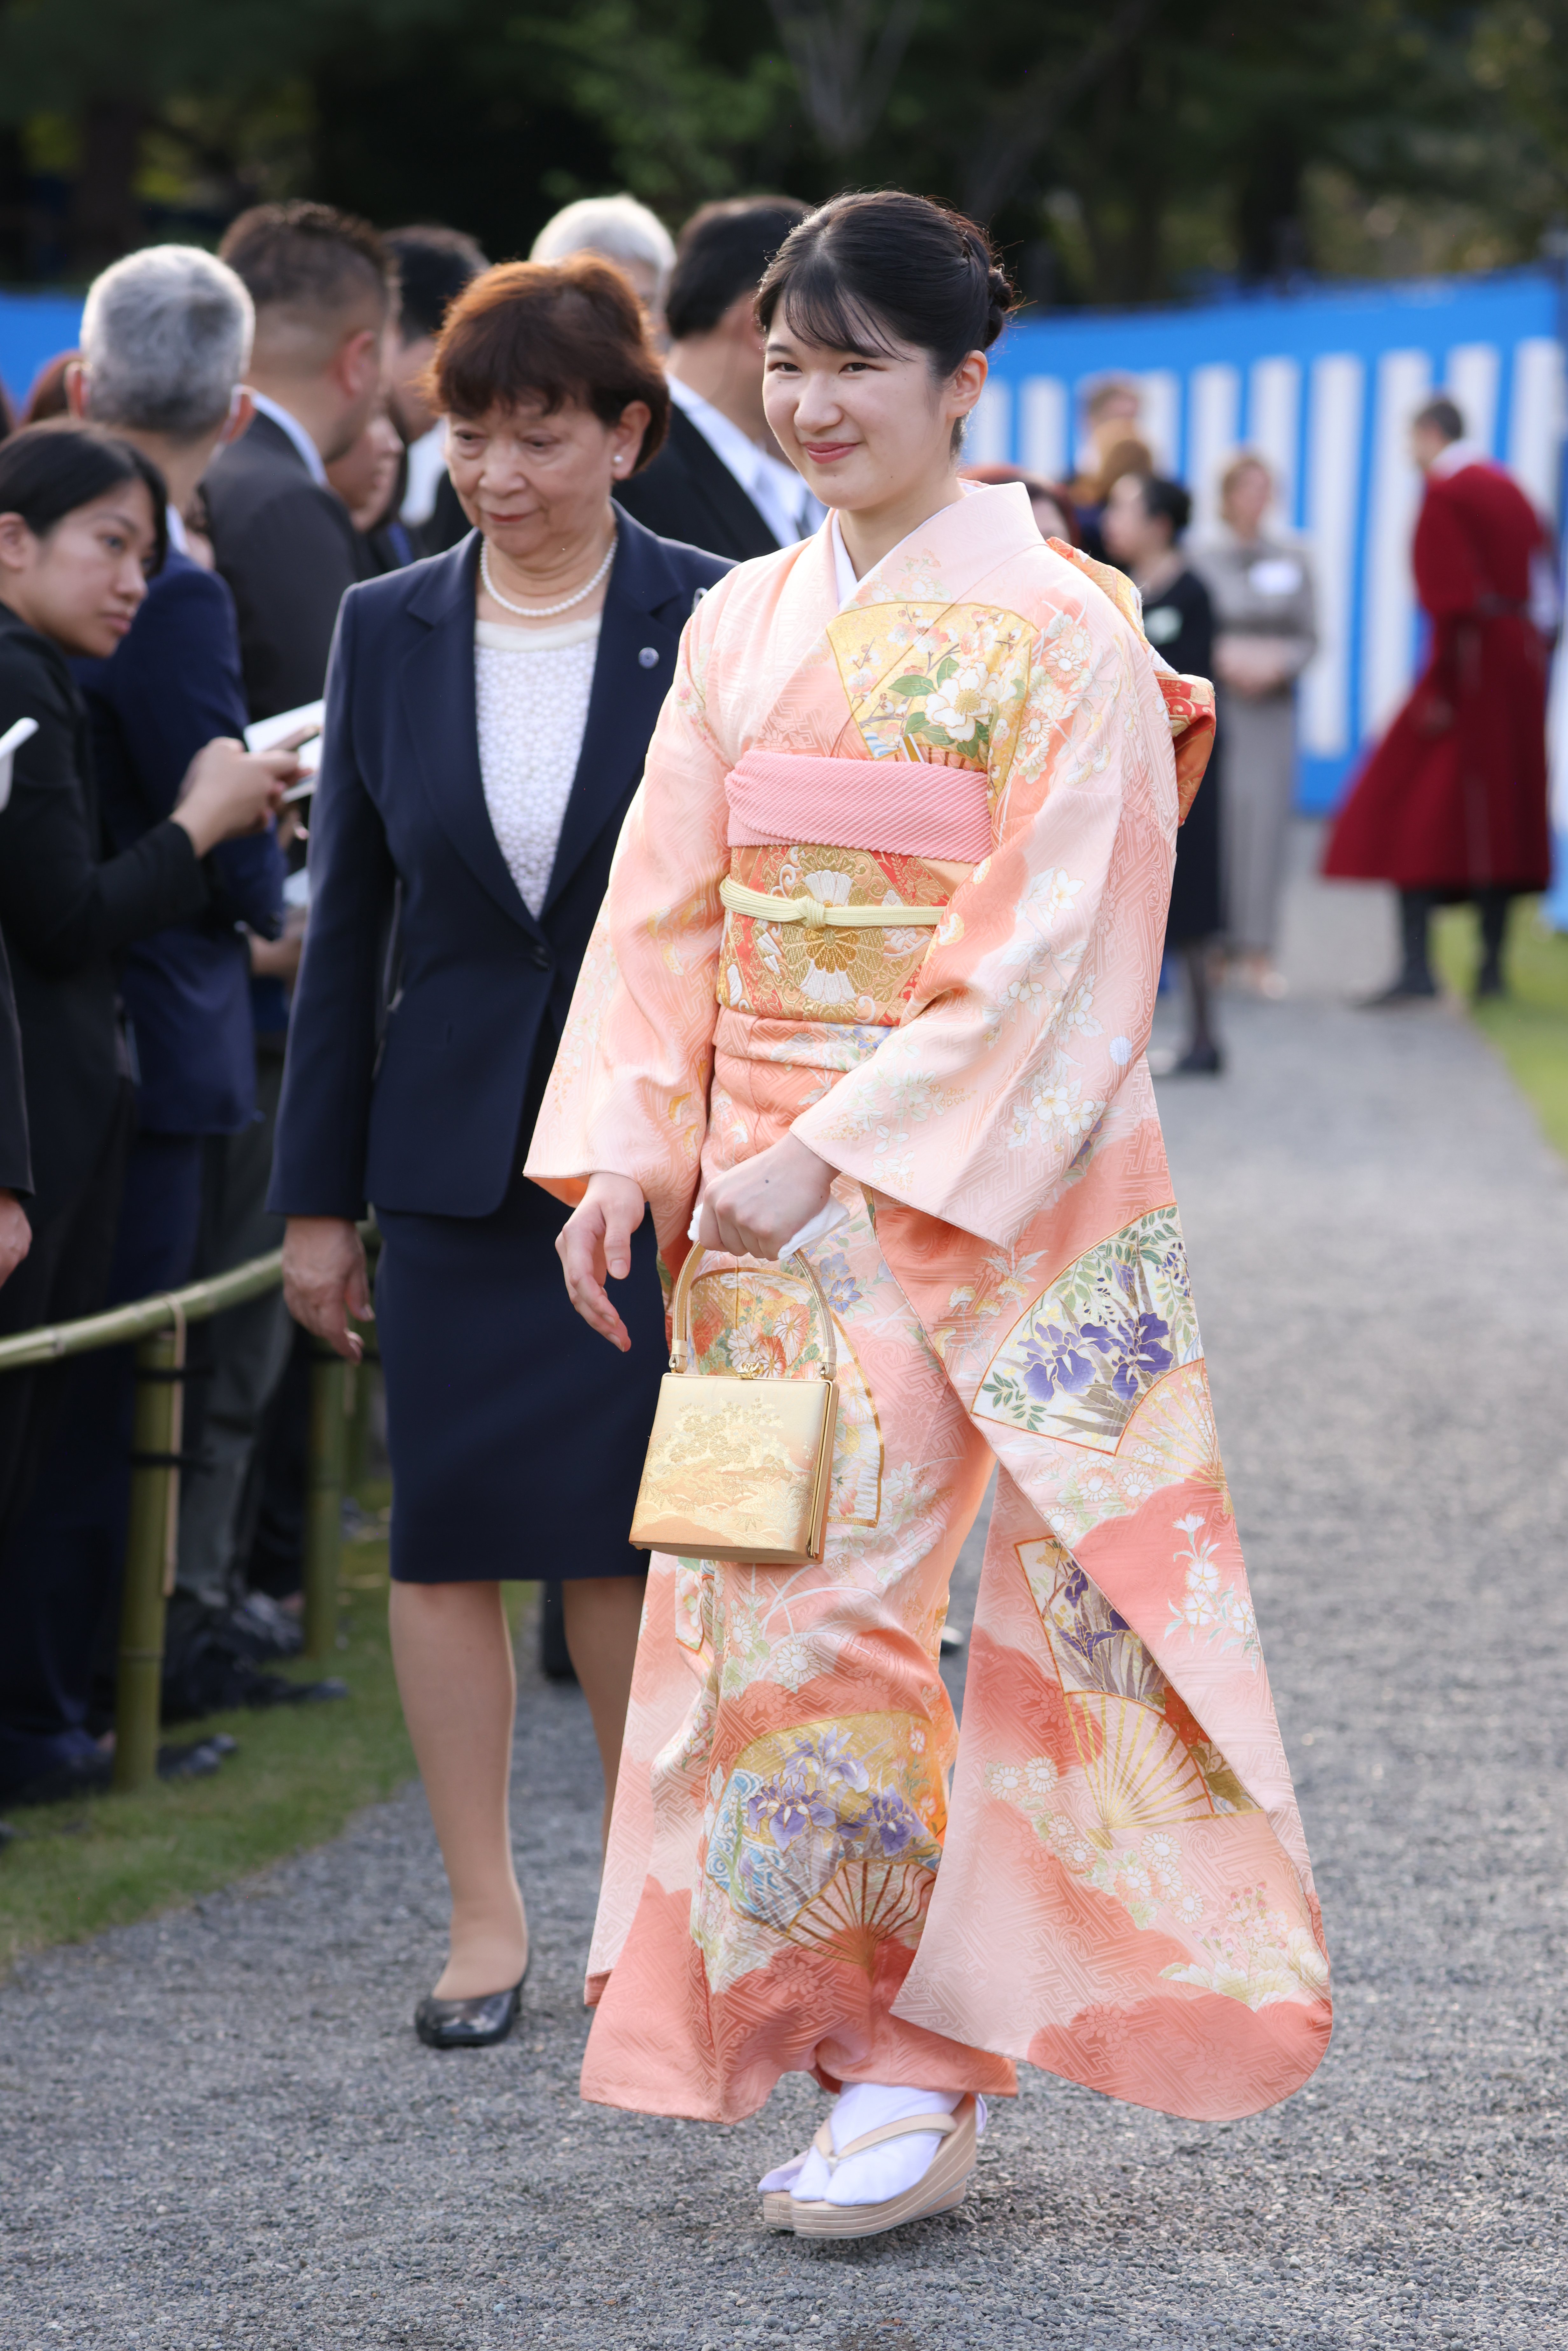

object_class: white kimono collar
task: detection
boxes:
[827,481,1036,613]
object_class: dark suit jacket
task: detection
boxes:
[73,548,286,1138]
[203,411,361,721]
[614,406,783,564]
[0,930,31,1198]
[0,605,210,1214]
[268,515,730,1222]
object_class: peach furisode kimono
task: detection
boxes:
[527,482,1331,2128]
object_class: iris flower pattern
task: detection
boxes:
[977,1206,1202,1449]
[703,1714,943,1962]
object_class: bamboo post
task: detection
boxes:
[114,1312,185,1794]
[302,1348,348,1661]
[345,1341,378,1495]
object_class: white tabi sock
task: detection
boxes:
[785,2082,962,2207]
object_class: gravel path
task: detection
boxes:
[3,841,1565,2350]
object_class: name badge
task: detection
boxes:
[1144,605,1183,647]
[1249,558,1302,596]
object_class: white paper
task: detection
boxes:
[686,1196,850,1261]
[0,715,38,814]
[244,700,324,756]
[245,699,324,799]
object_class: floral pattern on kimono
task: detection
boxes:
[527,482,1329,2127]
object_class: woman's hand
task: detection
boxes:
[172,737,294,856]
[1214,635,1297,699]
[557,1174,647,1352]
[696,1134,835,1261]
[282,1216,373,1363]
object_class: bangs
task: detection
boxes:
[772,252,902,362]
[427,257,671,470]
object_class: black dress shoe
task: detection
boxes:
[1358,977,1439,1009]
[1167,1041,1224,1076]
[414,1953,528,2050]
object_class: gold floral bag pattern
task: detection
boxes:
[629,1245,840,1566]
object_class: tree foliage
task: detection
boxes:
[0,0,1560,299]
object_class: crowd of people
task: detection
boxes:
[0,170,1551,2241]
[0,190,843,1807]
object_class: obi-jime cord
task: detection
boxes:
[529,461,1330,2227]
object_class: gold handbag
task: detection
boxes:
[628,1244,839,1566]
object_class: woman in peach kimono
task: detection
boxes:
[528,193,1330,2239]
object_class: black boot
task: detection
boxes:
[1362,890,1438,1006]
[1475,888,1510,1000]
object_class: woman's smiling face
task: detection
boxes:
[763,316,975,515]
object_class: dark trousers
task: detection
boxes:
[0,1086,135,1547]
[177,1044,292,1607]
[0,1123,201,1795]
[1398,887,1511,990]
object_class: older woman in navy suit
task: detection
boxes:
[269,258,728,2047]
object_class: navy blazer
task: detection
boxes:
[269,516,730,1221]
[74,547,285,1137]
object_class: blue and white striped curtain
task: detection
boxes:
[976,268,1565,831]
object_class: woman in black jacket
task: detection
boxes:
[1103,471,1225,1074]
[0,424,290,1800]
[272,259,729,2049]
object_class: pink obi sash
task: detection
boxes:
[725,748,992,865]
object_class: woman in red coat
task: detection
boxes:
[1324,396,1551,1001]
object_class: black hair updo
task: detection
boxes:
[755,191,1015,381]
[1136,475,1193,543]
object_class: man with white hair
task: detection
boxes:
[60,244,308,1700]
[530,193,675,328]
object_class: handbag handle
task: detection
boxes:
[669,1239,837,1380]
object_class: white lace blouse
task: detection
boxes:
[475,612,599,918]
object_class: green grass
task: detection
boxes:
[0,1476,534,1972]
[1433,896,1568,1158]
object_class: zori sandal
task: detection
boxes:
[757,2153,807,2230]
[787,2094,982,2240]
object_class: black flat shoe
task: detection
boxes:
[1358,978,1439,1009]
[414,1952,528,2050]
[1166,1042,1224,1076]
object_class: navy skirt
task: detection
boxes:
[374,1155,667,1585]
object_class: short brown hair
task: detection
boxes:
[1086,376,1140,423]
[219,201,395,324]
[1092,434,1153,503]
[429,256,670,471]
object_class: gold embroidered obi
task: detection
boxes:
[717,748,991,1026]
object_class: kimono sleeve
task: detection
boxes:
[525,587,733,1258]
[792,587,1186,1248]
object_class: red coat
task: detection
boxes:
[1324,457,1551,893]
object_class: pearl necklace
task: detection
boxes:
[480,532,616,619]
